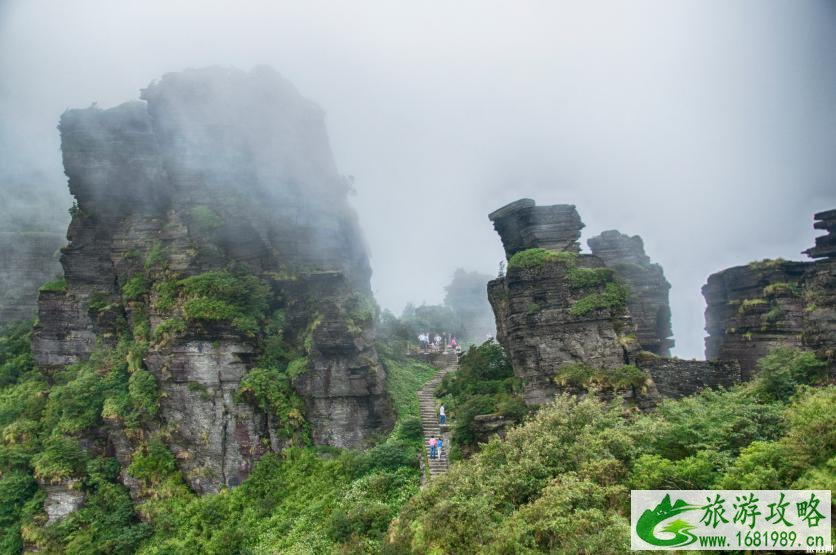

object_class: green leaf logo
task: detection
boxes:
[636,494,700,547]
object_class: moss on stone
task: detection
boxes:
[39,276,67,293]
[747,258,787,270]
[507,248,560,269]
[762,282,800,298]
[188,205,224,233]
[738,298,767,313]
[122,275,150,301]
[566,266,614,289]
[570,282,628,317]
[553,362,649,391]
[177,270,270,335]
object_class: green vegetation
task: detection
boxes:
[237,366,308,442]
[507,247,563,269]
[0,311,447,553]
[763,281,800,298]
[748,258,787,270]
[188,205,225,233]
[388,347,833,553]
[764,305,783,323]
[39,277,67,293]
[501,251,630,317]
[570,281,628,316]
[0,321,156,551]
[152,317,186,342]
[87,292,113,313]
[437,341,528,458]
[178,270,270,335]
[738,297,767,313]
[122,275,150,302]
[566,265,614,289]
[553,362,650,392]
[381,348,438,420]
[143,242,166,272]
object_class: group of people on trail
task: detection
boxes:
[427,405,447,460]
[417,332,460,354]
[427,434,444,459]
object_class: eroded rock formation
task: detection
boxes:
[488,198,584,258]
[588,230,673,356]
[487,199,759,406]
[703,209,835,376]
[703,261,807,378]
[487,200,643,405]
[33,67,393,496]
[802,210,836,367]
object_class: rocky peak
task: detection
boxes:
[803,209,836,260]
[487,200,649,406]
[488,198,584,258]
[588,230,673,356]
[703,209,836,377]
[33,66,393,496]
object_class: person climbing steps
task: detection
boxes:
[428,435,438,459]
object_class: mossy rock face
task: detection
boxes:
[507,248,562,270]
[39,277,67,293]
[28,66,396,506]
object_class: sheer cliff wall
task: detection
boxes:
[588,230,673,356]
[487,198,745,406]
[703,209,835,376]
[32,67,393,495]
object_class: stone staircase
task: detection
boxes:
[418,352,458,479]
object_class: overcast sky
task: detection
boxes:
[1,0,834,358]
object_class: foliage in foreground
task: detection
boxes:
[388,347,834,553]
[0,319,438,554]
[436,340,528,458]
[2,310,833,554]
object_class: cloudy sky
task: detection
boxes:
[1,0,834,357]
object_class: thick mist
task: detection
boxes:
[1,1,834,358]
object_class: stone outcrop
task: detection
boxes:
[804,209,836,259]
[588,230,673,356]
[487,199,644,406]
[704,209,835,376]
[0,231,64,325]
[40,480,85,524]
[802,210,836,367]
[637,354,742,399]
[488,198,584,258]
[703,261,807,379]
[33,66,393,495]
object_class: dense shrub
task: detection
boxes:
[437,340,528,453]
[507,247,561,269]
[178,269,270,334]
[751,346,827,401]
[570,281,628,316]
[387,348,834,554]
[39,276,67,293]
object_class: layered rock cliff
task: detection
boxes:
[33,67,393,495]
[487,199,748,405]
[703,209,835,377]
[487,200,644,406]
[588,230,673,356]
